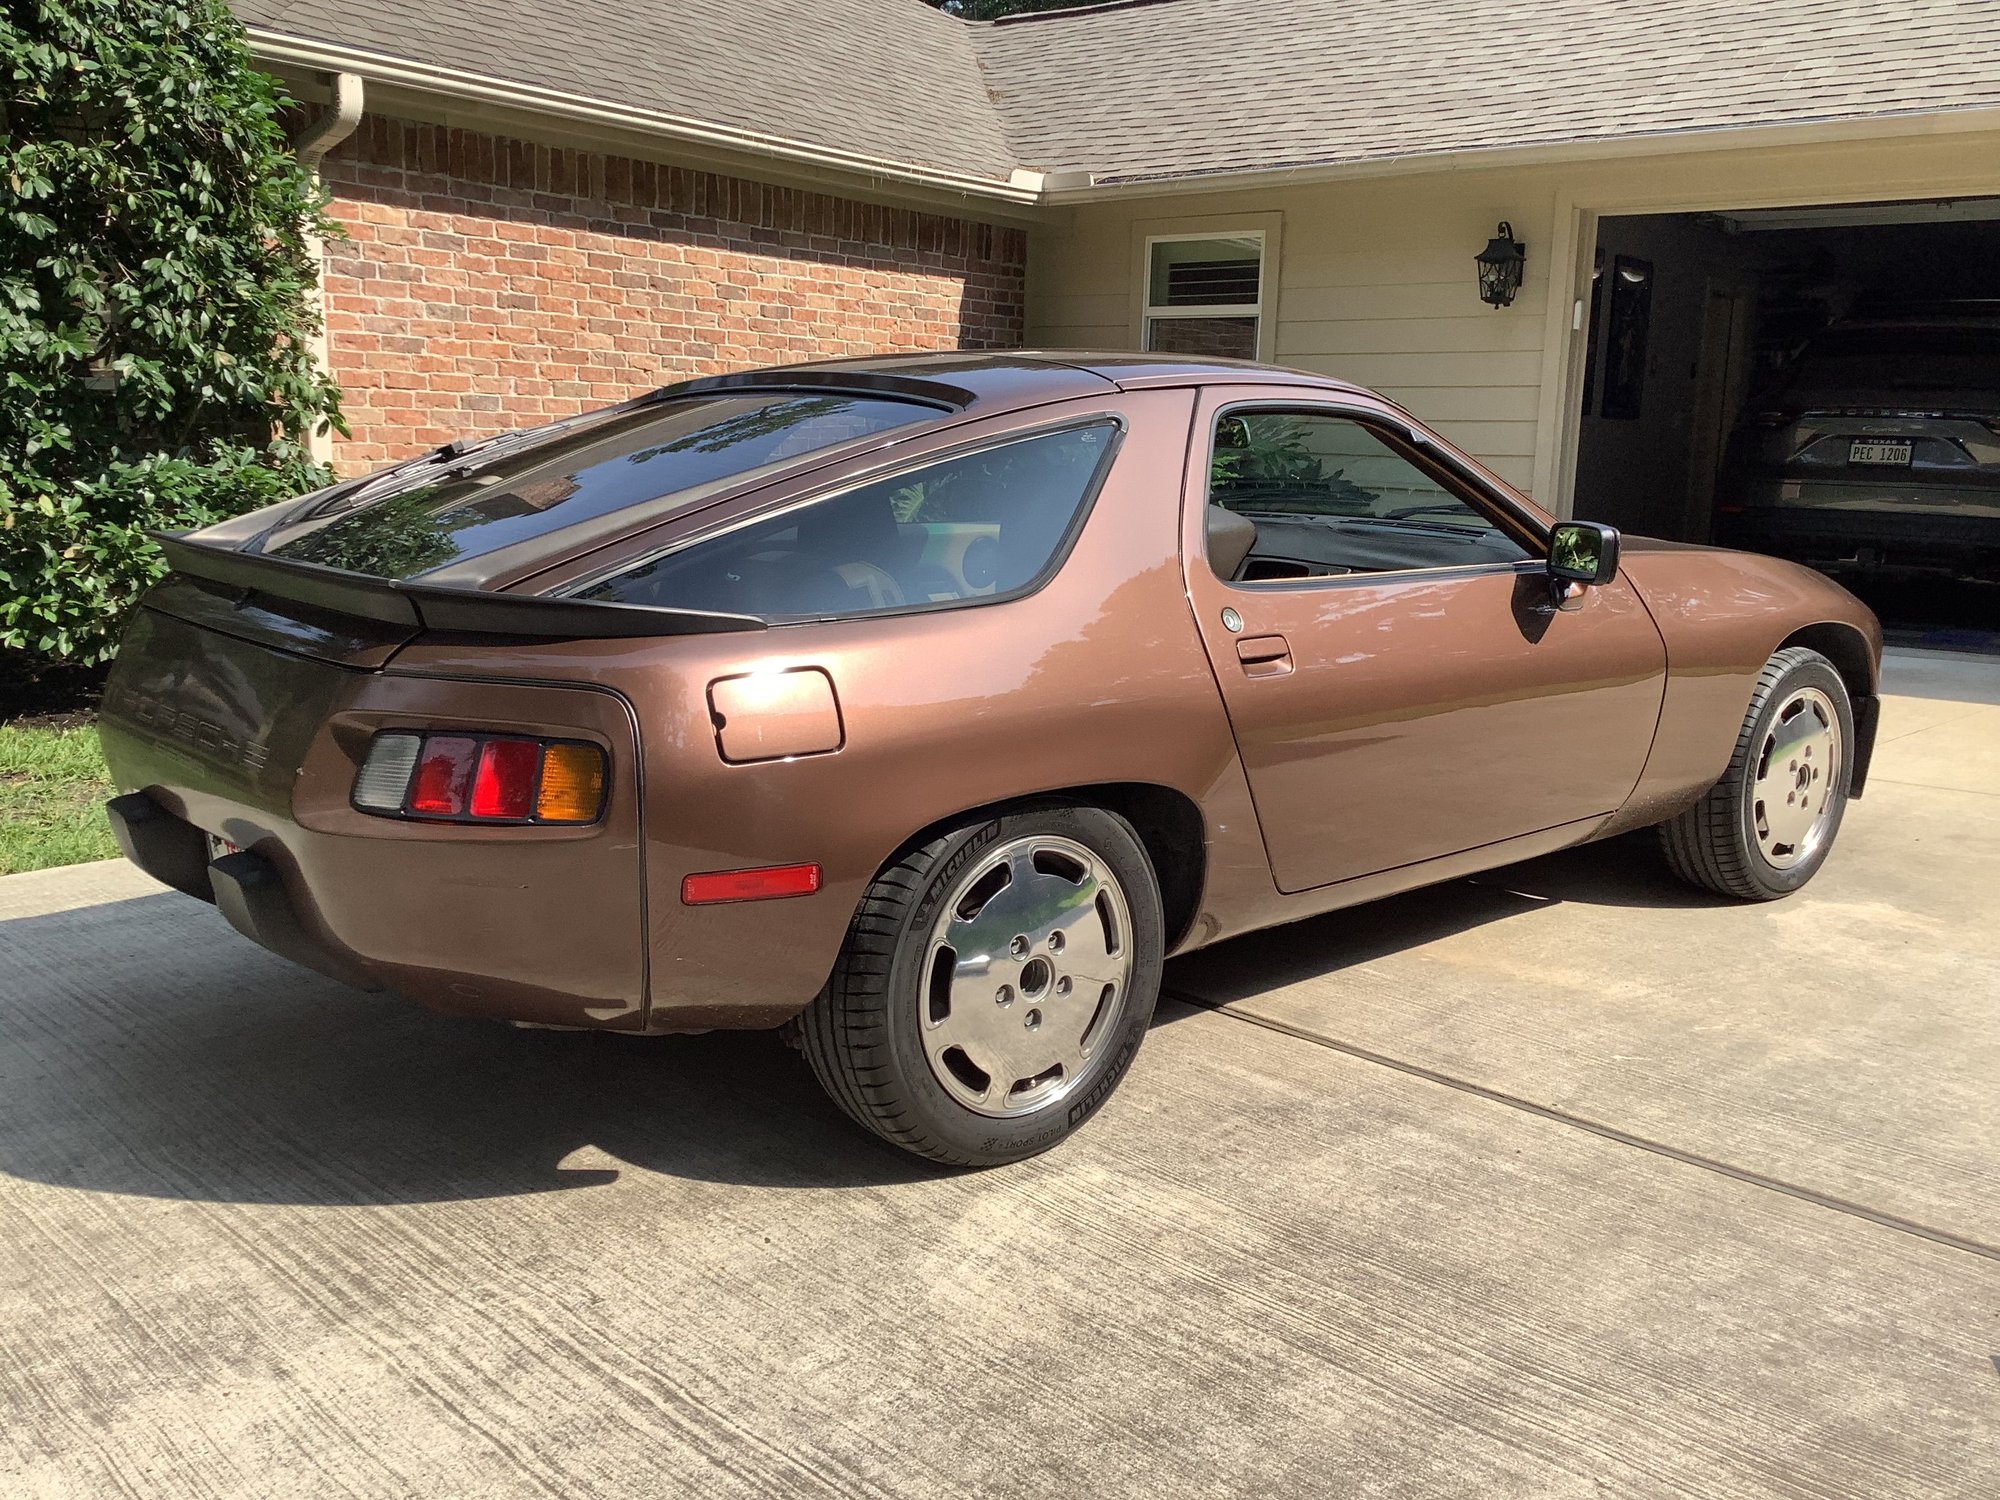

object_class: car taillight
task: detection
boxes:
[353,731,607,824]
[470,738,539,819]
[408,735,479,815]
[535,742,607,824]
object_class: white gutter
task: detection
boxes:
[246,27,1042,206]
[295,68,364,170]
[247,26,2000,214]
[1040,102,2000,204]
[293,71,364,466]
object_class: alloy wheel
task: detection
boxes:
[1751,686,1842,869]
[920,834,1133,1118]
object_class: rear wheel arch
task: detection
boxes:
[876,782,1206,954]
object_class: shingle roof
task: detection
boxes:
[237,0,2000,193]
[235,0,1018,182]
[975,0,2000,183]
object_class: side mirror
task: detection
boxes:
[1548,520,1620,586]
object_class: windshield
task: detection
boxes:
[257,392,934,578]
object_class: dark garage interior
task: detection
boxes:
[1570,201,2000,648]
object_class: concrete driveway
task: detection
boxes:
[3,649,1996,1499]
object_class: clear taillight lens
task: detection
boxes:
[351,732,423,811]
[353,731,606,824]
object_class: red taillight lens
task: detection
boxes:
[354,731,606,824]
[470,738,540,819]
[681,863,823,905]
[407,735,479,815]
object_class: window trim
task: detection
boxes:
[1201,400,1549,590]
[558,412,1129,625]
[1142,230,1268,360]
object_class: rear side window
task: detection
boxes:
[259,393,932,578]
[576,421,1120,620]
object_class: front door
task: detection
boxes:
[1183,391,1668,893]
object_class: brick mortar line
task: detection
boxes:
[1164,988,2000,1265]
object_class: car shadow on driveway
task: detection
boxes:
[0,894,951,1208]
[1163,831,1726,1007]
[0,837,1717,1209]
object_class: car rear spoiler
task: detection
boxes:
[153,533,766,639]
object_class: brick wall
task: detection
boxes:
[318,118,1028,473]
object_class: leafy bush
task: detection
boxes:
[0,0,342,671]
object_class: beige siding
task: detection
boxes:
[1029,173,1559,493]
[1028,123,2000,507]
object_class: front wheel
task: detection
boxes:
[1659,646,1854,900]
[797,805,1163,1166]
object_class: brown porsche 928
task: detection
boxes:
[101,353,1881,1165]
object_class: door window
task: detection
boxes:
[1207,410,1530,580]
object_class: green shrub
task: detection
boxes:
[0,0,343,670]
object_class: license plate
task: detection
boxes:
[1849,439,1912,466]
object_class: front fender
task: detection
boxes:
[1604,541,1882,832]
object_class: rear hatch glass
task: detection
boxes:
[253,392,934,579]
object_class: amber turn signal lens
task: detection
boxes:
[535,742,607,824]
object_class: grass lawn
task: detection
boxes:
[0,722,120,875]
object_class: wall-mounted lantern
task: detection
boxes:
[1475,222,1526,309]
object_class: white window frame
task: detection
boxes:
[1141,231,1267,359]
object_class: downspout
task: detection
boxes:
[294,73,364,467]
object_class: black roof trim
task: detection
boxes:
[671,368,975,409]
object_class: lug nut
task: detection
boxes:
[1009,934,1029,958]
[1055,975,1072,997]
[996,985,1015,1007]
[1024,1009,1041,1030]
[1048,930,1066,953]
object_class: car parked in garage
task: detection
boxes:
[100,353,1880,1166]
[1717,307,2000,580]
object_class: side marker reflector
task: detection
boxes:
[681,863,823,906]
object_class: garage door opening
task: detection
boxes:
[1568,201,2000,649]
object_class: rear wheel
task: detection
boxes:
[1660,646,1854,900]
[797,805,1163,1166]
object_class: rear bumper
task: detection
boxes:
[105,790,213,904]
[99,602,650,1029]
[109,792,380,989]
[1719,489,2000,577]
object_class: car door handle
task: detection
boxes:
[1235,634,1293,677]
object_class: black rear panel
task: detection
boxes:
[99,606,358,818]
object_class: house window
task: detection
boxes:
[1144,234,1264,360]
